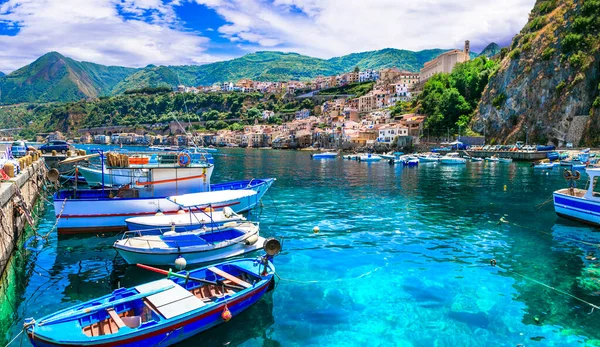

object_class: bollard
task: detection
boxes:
[3,162,14,178]
[52,150,57,156]
[79,149,86,156]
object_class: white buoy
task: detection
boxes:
[223,206,234,218]
[155,211,164,216]
[175,256,187,270]
[313,226,320,234]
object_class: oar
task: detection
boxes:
[136,264,244,291]
[39,284,175,326]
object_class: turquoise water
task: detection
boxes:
[4,148,600,346]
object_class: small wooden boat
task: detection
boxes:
[554,168,600,226]
[498,158,513,163]
[25,246,280,347]
[126,206,246,233]
[114,222,265,266]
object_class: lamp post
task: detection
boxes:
[524,126,528,146]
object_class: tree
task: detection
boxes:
[246,108,261,121]
[353,66,360,73]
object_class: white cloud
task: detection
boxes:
[0,0,219,72]
[193,0,535,57]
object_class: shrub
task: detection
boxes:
[569,52,585,68]
[529,15,547,32]
[522,42,533,51]
[555,81,566,91]
[509,48,521,60]
[538,0,556,14]
[492,93,507,108]
[562,33,584,53]
[541,47,555,60]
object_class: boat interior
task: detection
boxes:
[80,264,260,337]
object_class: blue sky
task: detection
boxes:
[0,0,536,73]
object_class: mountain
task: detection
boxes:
[0,71,5,77]
[478,43,501,58]
[474,0,600,146]
[0,52,137,104]
[1,46,479,104]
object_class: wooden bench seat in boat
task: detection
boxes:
[82,309,139,337]
[207,267,252,289]
[135,279,205,319]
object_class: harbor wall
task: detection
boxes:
[0,159,46,275]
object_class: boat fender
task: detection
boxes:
[223,221,238,228]
[178,153,191,167]
[221,305,232,321]
[573,171,581,180]
[245,234,259,245]
[177,209,186,215]
[223,206,234,218]
[164,231,177,236]
[264,238,282,256]
[175,256,187,270]
[490,259,497,267]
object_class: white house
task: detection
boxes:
[295,109,310,120]
[377,125,409,143]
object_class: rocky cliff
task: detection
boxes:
[474,0,600,146]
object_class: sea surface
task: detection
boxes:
[4,147,600,346]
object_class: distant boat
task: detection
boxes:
[114,222,265,266]
[532,159,559,170]
[418,154,440,163]
[24,256,277,347]
[554,168,599,226]
[485,156,500,162]
[471,157,484,162]
[342,154,358,160]
[358,154,382,162]
[498,158,513,163]
[440,153,467,165]
[312,152,337,159]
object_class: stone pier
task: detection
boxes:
[0,159,47,275]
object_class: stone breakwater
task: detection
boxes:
[0,159,46,275]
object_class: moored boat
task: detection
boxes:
[312,152,337,159]
[553,168,599,226]
[54,179,275,234]
[114,222,265,266]
[418,153,440,163]
[498,158,513,163]
[440,153,467,165]
[24,252,279,347]
[358,154,382,162]
[126,204,249,234]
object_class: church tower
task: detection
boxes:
[464,40,470,60]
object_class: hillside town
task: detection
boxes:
[55,42,473,150]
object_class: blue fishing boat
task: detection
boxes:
[24,243,281,347]
[53,179,275,234]
[554,168,600,226]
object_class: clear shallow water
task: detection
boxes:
[4,148,600,346]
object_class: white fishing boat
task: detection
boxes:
[471,157,484,162]
[485,155,500,162]
[380,152,396,160]
[342,154,358,160]
[312,152,337,159]
[554,168,600,226]
[418,153,440,163]
[53,179,275,234]
[126,203,248,234]
[440,153,467,165]
[498,158,513,163]
[113,222,265,266]
[358,154,382,162]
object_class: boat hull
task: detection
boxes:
[55,179,274,234]
[553,190,600,227]
[27,258,274,347]
[115,236,266,266]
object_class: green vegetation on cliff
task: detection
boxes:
[317,81,375,97]
[475,0,600,146]
[414,56,499,135]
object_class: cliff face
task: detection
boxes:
[474,0,600,146]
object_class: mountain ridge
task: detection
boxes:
[1,46,493,105]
